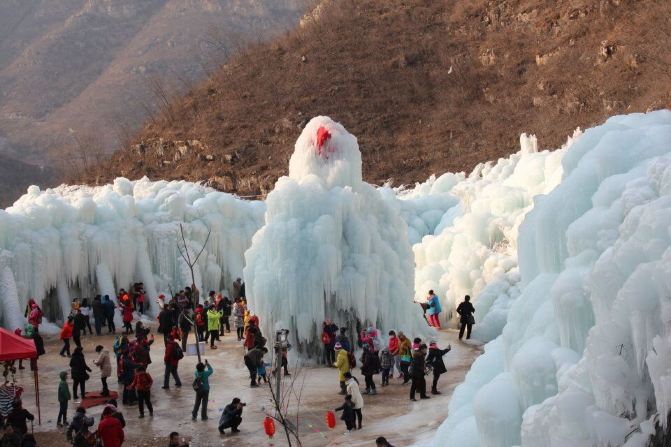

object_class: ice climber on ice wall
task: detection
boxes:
[243,116,430,357]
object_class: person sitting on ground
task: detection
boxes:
[218,398,245,434]
[376,436,396,447]
[168,431,180,447]
[0,424,21,447]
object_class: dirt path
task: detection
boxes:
[14,326,481,447]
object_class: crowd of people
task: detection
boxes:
[0,281,476,446]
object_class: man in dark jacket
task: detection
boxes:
[376,437,395,447]
[102,295,116,333]
[92,295,105,335]
[6,400,34,436]
[425,341,451,394]
[456,295,475,340]
[218,398,245,434]
[243,347,267,387]
[163,336,183,389]
[219,296,232,335]
[409,344,429,401]
[178,309,192,352]
[158,307,173,345]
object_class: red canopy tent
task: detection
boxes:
[0,327,40,424]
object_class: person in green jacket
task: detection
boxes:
[57,371,71,427]
[192,360,213,421]
[206,305,222,349]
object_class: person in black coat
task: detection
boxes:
[70,346,92,399]
[158,307,173,345]
[92,295,105,335]
[360,345,380,395]
[409,344,429,401]
[456,295,475,340]
[218,398,245,434]
[335,394,356,432]
[425,342,451,394]
[102,295,116,333]
[6,400,34,436]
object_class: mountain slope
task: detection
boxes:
[0,0,313,205]
[79,0,671,196]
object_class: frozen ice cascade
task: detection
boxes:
[2,111,671,445]
[0,178,264,331]
[243,116,430,355]
[428,110,671,447]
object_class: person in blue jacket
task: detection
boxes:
[426,290,442,328]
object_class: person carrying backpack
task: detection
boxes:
[67,407,93,444]
[163,335,183,389]
[333,343,350,395]
[192,360,213,421]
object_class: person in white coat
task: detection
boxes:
[93,345,112,396]
[344,372,363,429]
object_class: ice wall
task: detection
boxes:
[431,110,671,446]
[0,178,264,328]
[244,116,429,355]
[404,134,567,342]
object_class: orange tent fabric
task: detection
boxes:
[0,327,37,361]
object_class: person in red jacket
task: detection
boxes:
[388,330,400,378]
[98,406,125,447]
[130,366,153,418]
[60,317,74,357]
[121,300,133,335]
[162,336,182,390]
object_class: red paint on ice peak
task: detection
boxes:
[316,126,334,158]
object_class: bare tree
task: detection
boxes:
[175,222,211,363]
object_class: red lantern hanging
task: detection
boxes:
[264,416,276,438]
[325,410,336,429]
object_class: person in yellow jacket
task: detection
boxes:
[207,305,222,349]
[333,342,350,395]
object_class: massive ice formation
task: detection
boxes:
[244,116,428,355]
[0,179,263,329]
[431,110,671,446]
[395,133,568,342]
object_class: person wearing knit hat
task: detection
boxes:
[333,342,350,395]
[426,342,451,394]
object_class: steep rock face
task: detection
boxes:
[0,0,313,205]
[80,0,671,198]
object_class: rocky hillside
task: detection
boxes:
[80,0,671,196]
[0,0,312,206]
